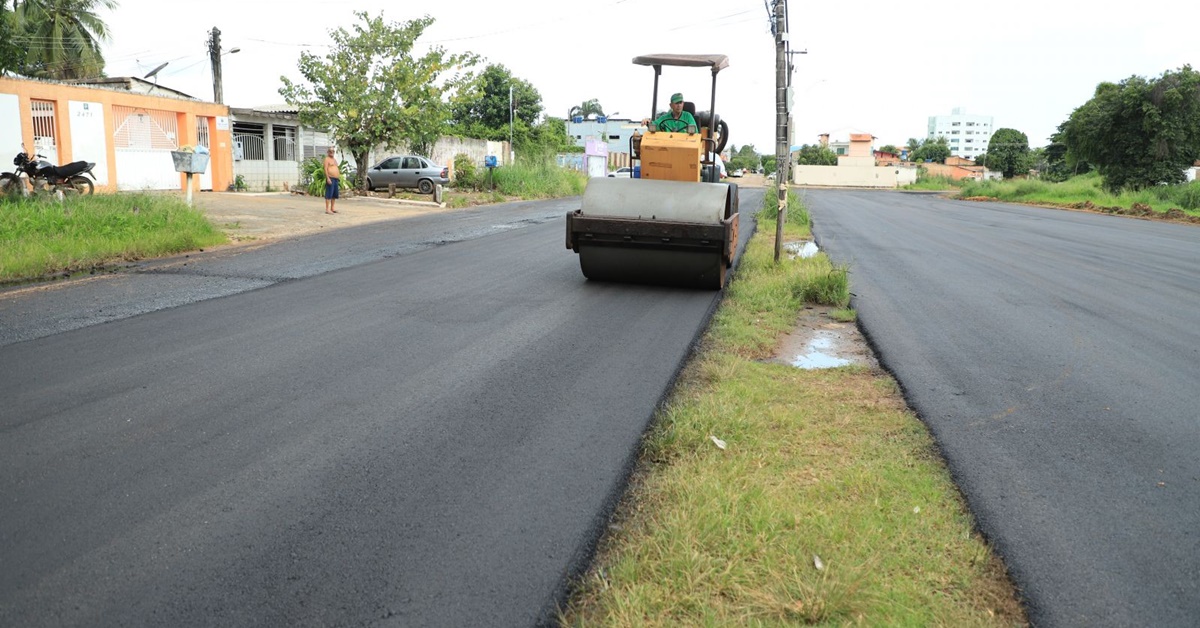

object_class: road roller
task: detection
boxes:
[565,54,739,290]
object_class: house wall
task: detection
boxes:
[919,162,981,181]
[230,113,304,191]
[794,164,918,188]
[566,118,638,156]
[363,137,509,183]
[0,76,233,193]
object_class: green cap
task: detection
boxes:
[670,93,684,103]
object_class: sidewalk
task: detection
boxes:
[194,191,451,243]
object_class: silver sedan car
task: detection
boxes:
[364,155,449,194]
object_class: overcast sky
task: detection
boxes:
[99,0,1194,153]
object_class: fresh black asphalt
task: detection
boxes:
[806,189,1200,627]
[0,191,762,626]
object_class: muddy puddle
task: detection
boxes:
[771,306,875,370]
[783,240,820,259]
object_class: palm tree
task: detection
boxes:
[568,98,605,120]
[13,0,118,79]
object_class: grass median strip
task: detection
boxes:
[0,193,227,283]
[562,191,1026,626]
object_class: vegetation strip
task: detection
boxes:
[0,193,227,284]
[562,191,1026,625]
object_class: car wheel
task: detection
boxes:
[418,179,434,195]
[365,177,374,191]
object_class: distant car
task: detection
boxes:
[364,155,449,194]
[730,168,744,178]
[607,167,634,178]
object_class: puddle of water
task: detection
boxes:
[790,330,853,369]
[784,240,819,259]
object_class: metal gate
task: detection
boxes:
[112,105,179,190]
[196,116,213,190]
[30,100,58,165]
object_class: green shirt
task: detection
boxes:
[651,110,698,133]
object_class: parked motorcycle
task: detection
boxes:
[0,145,97,197]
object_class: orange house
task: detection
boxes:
[1,76,234,193]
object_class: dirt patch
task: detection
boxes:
[770,305,877,370]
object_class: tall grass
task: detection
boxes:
[757,186,810,230]
[904,174,962,191]
[960,173,1200,215]
[0,193,226,283]
[492,152,588,198]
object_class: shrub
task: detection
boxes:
[454,153,479,190]
[1176,181,1200,210]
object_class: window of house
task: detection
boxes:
[272,125,296,161]
[952,122,961,126]
[232,122,266,160]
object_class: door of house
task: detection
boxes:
[196,116,213,190]
[112,105,179,190]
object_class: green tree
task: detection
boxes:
[987,128,1032,178]
[879,144,899,155]
[1060,66,1200,191]
[793,143,837,166]
[728,143,760,172]
[911,137,950,163]
[11,0,117,79]
[448,63,543,147]
[568,98,605,120]
[762,155,777,173]
[974,153,987,168]
[905,137,922,159]
[0,1,23,75]
[279,12,477,190]
[1041,123,1091,182]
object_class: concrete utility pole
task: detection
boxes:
[208,27,224,104]
[773,0,788,262]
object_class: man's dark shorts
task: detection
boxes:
[325,178,340,200]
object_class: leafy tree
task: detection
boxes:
[279,12,477,190]
[986,128,1032,178]
[11,0,116,79]
[0,2,22,75]
[728,143,761,172]
[974,153,987,168]
[905,137,922,159]
[762,155,777,173]
[1060,65,1200,190]
[1041,123,1091,182]
[448,63,545,148]
[568,98,605,120]
[911,136,950,163]
[879,144,899,155]
[793,143,837,166]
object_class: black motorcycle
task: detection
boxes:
[0,147,97,197]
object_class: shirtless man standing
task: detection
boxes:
[323,147,341,214]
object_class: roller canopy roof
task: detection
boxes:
[632,54,730,72]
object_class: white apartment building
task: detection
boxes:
[927,107,994,159]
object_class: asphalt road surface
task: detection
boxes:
[806,189,1199,627]
[0,190,761,627]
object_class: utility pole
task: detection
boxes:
[208,27,224,104]
[773,0,788,263]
